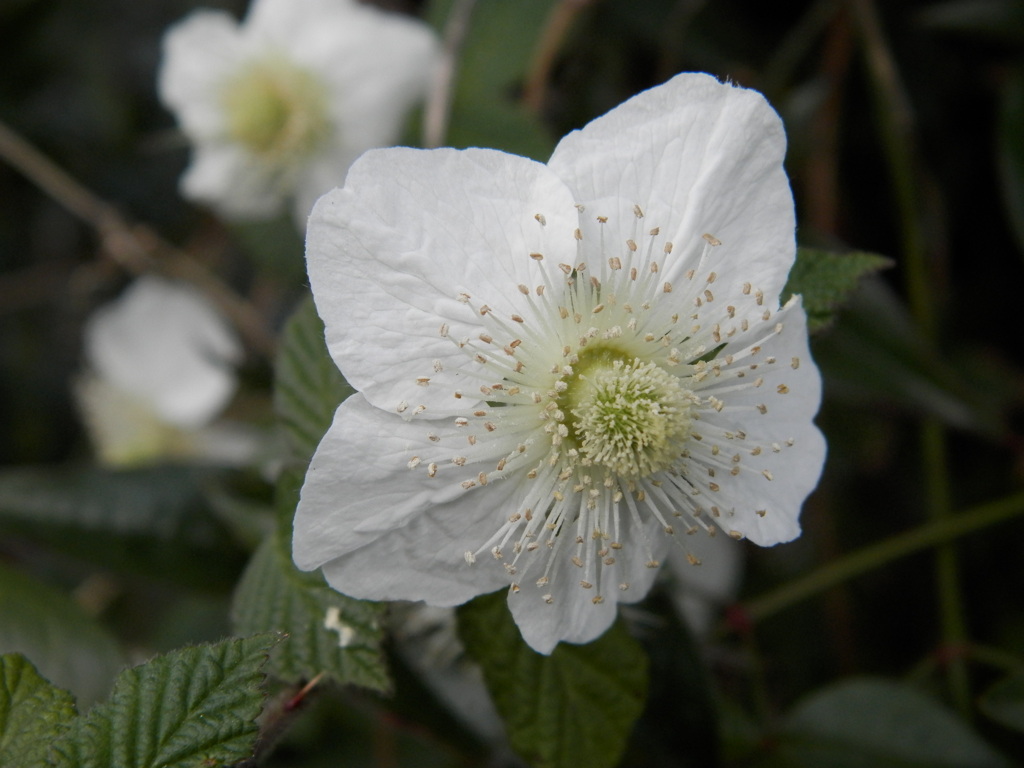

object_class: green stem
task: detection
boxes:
[740,491,1024,623]
[849,0,969,715]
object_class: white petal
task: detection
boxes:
[306,147,580,415]
[83,277,240,428]
[181,145,284,218]
[291,144,360,225]
[311,5,438,153]
[158,10,243,139]
[247,0,438,224]
[508,554,617,655]
[548,72,795,305]
[507,515,669,654]
[245,0,357,40]
[294,394,512,603]
[696,297,825,545]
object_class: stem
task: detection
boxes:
[521,0,594,114]
[739,491,1024,623]
[849,0,969,715]
[761,0,843,100]
[423,0,478,148]
[0,118,276,356]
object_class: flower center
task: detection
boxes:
[564,353,694,478]
[403,204,797,606]
[223,55,330,160]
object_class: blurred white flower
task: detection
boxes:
[293,73,826,654]
[390,604,505,743]
[158,0,440,224]
[76,276,251,466]
[665,531,743,636]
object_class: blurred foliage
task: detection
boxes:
[458,591,649,768]
[2,0,1024,766]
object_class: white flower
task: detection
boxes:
[76,276,248,466]
[158,0,439,223]
[293,73,827,654]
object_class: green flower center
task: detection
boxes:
[563,348,695,478]
[223,55,331,160]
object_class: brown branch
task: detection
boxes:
[423,0,478,148]
[0,118,277,356]
[521,0,595,115]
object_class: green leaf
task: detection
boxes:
[997,65,1024,260]
[446,96,555,163]
[0,562,123,706]
[783,248,891,332]
[814,279,1009,438]
[49,634,278,768]
[0,654,77,768]
[231,468,389,691]
[772,677,1013,767]
[274,295,353,466]
[458,591,648,768]
[0,464,247,590]
[980,673,1024,734]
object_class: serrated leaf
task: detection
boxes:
[458,591,648,768]
[783,248,891,332]
[49,635,278,768]
[231,468,389,691]
[0,464,247,589]
[274,295,353,465]
[773,677,1013,767]
[0,562,123,706]
[980,673,1024,734]
[0,654,77,768]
